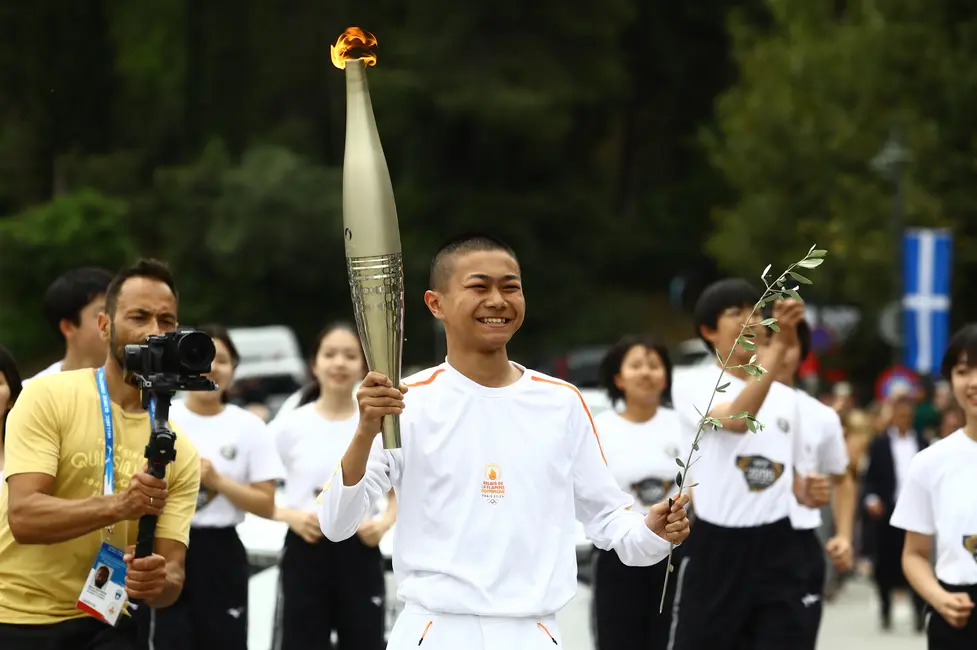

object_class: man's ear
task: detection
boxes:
[96,311,111,343]
[58,318,77,341]
[424,290,445,322]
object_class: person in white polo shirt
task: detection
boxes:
[763,317,855,650]
[591,334,686,650]
[271,323,396,650]
[891,323,977,649]
[317,233,690,650]
[668,278,818,650]
[138,323,284,650]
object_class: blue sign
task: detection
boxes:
[902,229,953,375]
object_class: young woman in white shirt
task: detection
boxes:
[139,324,285,650]
[591,334,685,650]
[891,323,977,648]
[271,323,396,650]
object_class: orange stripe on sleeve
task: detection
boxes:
[406,368,445,388]
[530,375,607,465]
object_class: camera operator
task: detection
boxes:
[0,259,201,649]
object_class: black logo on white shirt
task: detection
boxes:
[220,445,238,460]
[632,478,674,507]
[735,455,785,492]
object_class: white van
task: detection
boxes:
[226,326,307,414]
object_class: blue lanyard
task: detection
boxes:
[95,368,155,497]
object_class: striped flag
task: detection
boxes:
[902,229,953,375]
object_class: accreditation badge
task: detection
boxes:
[76,542,128,626]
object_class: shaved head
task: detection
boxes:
[429,232,519,291]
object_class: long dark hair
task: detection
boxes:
[0,345,24,444]
[297,322,366,407]
[597,335,673,408]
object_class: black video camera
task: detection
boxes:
[124,327,219,563]
[123,327,218,393]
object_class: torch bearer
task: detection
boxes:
[332,27,404,449]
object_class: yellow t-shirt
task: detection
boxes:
[0,369,200,624]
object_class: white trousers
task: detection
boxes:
[386,603,563,650]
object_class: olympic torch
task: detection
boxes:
[332,27,404,449]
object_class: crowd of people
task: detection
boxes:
[0,233,972,650]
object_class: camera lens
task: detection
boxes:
[177,331,216,373]
[122,344,145,374]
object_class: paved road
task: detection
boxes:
[248,571,926,649]
[813,578,925,650]
[548,577,925,650]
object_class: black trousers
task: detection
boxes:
[927,582,977,650]
[135,526,249,650]
[669,517,807,650]
[873,521,925,626]
[591,543,684,650]
[793,528,826,650]
[0,615,138,650]
[273,529,386,650]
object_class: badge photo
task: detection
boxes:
[76,542,129,626]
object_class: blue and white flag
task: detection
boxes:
[902,229,953,375]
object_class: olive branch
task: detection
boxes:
[658,244,827,613]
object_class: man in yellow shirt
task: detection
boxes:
[0,258,201,649]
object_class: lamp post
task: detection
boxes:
[871,129,912,364]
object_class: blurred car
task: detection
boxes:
[535,346,608,388]
[225,326,307,415]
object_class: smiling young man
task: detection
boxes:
[667,278,816,650]
[0,259,200,649]
[317,232,690,650]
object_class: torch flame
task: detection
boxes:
[331,27,378,69]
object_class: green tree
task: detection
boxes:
[150,142,350,350]
[0,190,138,360]
[705,1,977,319]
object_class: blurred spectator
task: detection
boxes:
[270,323,394,650]
[25,267,112,383]
[831,381,855,418]
[591,335,681,650]
[862,396,928,631]
[0,345,24,477]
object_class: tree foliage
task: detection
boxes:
[0,0,753,369]
[706,0,977,320]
